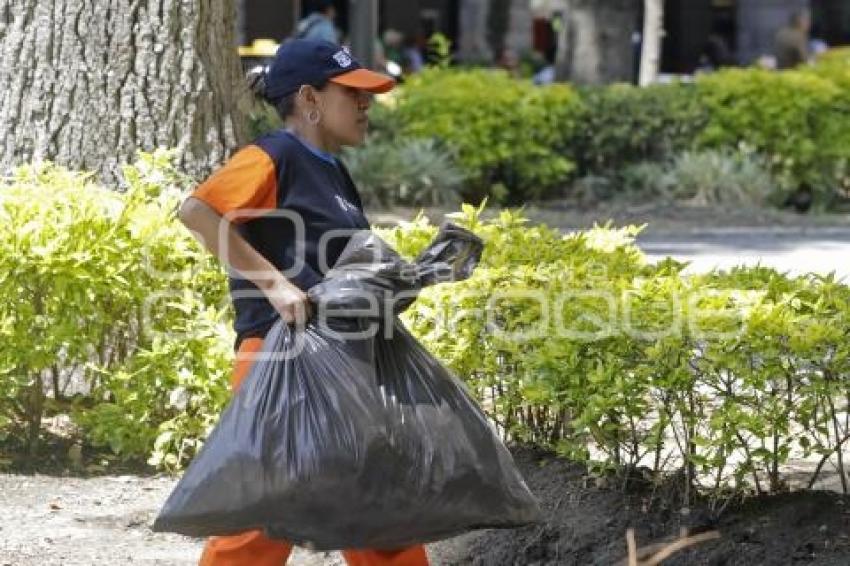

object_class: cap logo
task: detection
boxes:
[333,50,353,68]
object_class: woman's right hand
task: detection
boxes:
[266,277,313,326]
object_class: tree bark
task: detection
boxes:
[0,0,248,184]
[457,0,493,63]
[639,0,664,86]
[505,0,533,56]
[554,0,640,85]
[486,0,511,60]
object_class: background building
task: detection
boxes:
[237,0,850,78]
[237,0,461,55]
[662,0,850,73]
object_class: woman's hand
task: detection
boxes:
[266,277,313,326]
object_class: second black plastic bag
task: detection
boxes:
[153,223,542,550]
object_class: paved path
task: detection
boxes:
[638,228,850,280]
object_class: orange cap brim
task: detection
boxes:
[329,68,396,93]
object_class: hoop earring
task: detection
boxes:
[306,109,321,125]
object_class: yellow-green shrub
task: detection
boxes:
[0,153,232,468]
[383,205,850,501]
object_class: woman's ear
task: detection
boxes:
[297,85,321,109]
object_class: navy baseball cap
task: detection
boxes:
[264,39,395,101]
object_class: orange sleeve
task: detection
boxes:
[191,145,278,224]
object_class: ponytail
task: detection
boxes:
[246,64,298,119]
[246,65,270,101]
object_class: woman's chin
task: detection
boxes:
[345,131,368,147]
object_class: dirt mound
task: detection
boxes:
[431,448,850,565]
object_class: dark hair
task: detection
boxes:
[246,65,326,119]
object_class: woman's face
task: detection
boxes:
[317,83,373,148]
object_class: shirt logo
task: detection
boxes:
[335,195,359,214]
[333,50,353,68]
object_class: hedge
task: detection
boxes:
[386,58,850,207]
[696,67,850,200]
[4,161,850,503]
[573,82,708,175]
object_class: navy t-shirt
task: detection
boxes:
[191,129,371,349]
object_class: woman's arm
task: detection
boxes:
[178,196,312,325]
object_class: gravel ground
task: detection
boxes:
[0,472,475,566]
[1,473,217,566]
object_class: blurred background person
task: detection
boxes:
[379,29,402,79]
[697,33,734,73]
[809,23,830,59]
[382,29,404,68]
[402,35,425,74]
[294,0,339,44]
[497,48,521,77]
[774,9,811,69]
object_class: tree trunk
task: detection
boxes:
[639,0,664,86]
[486,0,511,62]
[554,0,640,85]
[505,0,534,56]
[0,0,248,184]
[27,371,44,458]
[457,0,493,64]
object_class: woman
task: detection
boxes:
[178,39,429,566]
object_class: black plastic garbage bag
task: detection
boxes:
[153,223,542,550]
[308,222,484,319]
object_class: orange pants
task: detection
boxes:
[199,337,429,566]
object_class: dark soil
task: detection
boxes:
[432,448,850,566]
[0,430,154,478]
